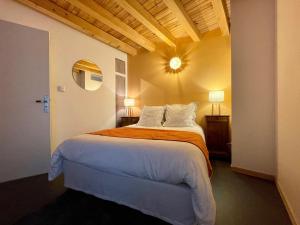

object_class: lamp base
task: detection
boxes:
[211,103,221,115]
[126,107,133,117]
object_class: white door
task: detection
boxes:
[0,20,50,182]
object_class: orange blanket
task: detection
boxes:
[90,127,212,176]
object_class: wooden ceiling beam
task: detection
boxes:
[75,60,102,74]
[211,0,230,36]
[16,0,138,55]
[65,0,156,52]
[73,64,101,74]
[114,0,176,47]
[163,0,201,42]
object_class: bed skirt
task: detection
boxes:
[63,160,196,225]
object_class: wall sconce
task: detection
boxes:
[169,56,182,70]
[124,98,135,117]
[209,90,224,115]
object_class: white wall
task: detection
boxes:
[231,0,276,175]
[276,0,300,224]
[0,0,127,151]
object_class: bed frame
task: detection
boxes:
[63,160,196,225]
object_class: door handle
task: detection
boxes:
[35,100,47,103]
[35,95,49,113]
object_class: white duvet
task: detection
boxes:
[49,125,216,225]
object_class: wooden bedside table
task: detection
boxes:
[205,115,231,161]
[119,116,139,127]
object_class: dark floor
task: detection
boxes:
[211,161,291,225]
[0,161,292,225]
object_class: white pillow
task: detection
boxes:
[137,106,165,127]
[163,103,197,127]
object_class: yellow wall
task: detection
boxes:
[276,0,300,224]
[128,30,231,125]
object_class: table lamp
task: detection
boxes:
[124,98,135,117]
[209,91,224,115]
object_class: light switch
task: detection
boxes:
[57,85,66,92]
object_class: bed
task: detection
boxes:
[49,124,216,225]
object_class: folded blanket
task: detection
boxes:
[90,127,212,176]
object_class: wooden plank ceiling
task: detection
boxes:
[17,0,231,55]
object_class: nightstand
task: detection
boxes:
[205,115,231,161]
[119,116,139,127]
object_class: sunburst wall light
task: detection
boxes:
[169,56,182,70]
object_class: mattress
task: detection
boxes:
[64,160,196,225]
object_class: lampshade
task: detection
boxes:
[209,91,224,103]
[124,98,135,107]
[169,57,182,70]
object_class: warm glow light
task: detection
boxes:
[169,57,182,70]
[124,98,135,107]
[209,91,224,103]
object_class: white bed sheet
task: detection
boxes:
[49,125,215,225]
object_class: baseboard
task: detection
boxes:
[276,181,298,225]
[231,166,275,181]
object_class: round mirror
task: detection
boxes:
[72,59,103,91]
